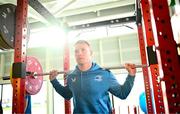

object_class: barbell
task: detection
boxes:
[32,64,147,76]
[3,64,147,78]
[2,56,148,95]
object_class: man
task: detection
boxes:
[49,40,136,114]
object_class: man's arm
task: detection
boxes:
[49,70,72,100]
[51,78,72,100]
[108,74,135,99]
[108,63,136,99]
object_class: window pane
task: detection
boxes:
[53,80,73,114]
[32,81,47,114]
[1,81,47,114]
[1,84,12,114]
[113,72,145,114]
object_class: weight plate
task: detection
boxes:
[0,35,11,49]
[0,3,30,49]
[0,36,6,50]
[0,4,16,48]
[25,56,43,95]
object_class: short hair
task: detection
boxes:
[74,40,90,47]
[74,40,93,55]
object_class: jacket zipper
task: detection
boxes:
[80,72,82,96]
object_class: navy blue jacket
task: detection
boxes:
[51,62,135,114]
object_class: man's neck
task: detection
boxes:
[78,62,92,71]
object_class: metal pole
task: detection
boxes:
[33,64,148,76]
[2,64,148,79]
[12,0,28,113]
[104,64,147,70]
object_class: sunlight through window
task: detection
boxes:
[29,26,66,48]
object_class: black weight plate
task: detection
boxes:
[0,35,5,50]
[0,4,16,49]
[0,36,5,50]
[0,4,30,49]
[0,35,11,50]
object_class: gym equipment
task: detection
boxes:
[30,64,147,76]
[25,56,43,95]
[0,4,30,50]
[8,56,43,95]
[12,64,147,77]
[3,64,148,79]
[0,4,16,49]
[3,56,148,95]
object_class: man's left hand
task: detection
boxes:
[124,63,136,76]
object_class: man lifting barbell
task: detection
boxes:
[49,40,137,114]
[2,40,146,113]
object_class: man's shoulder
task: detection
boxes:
[98,66,111,72]
[66,70,77,78]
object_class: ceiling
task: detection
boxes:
[0,0,135,31]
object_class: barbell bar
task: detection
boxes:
[2,56,149,95]
[34,64,148,76]
[103,64,148,70]
[2,64,148,79]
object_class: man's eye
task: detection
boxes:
[82,49,86,52]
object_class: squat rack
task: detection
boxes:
[12,0,180,113]
[140,0,180,113]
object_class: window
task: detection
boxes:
[1,84,12,114]
[31,81,47,114]
[113,72,145,114]
[53,79,73,114]
[1,81,47,114]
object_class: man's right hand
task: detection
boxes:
[49,70,58,81]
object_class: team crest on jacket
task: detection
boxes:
[94,75,103,82]
[71,77,76,82]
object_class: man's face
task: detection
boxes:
[74,43,92,65]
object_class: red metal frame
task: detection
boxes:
[63,37,71,114]
[137,24,154,113]
[12,0,28,113]
[151,0,180,113]
[12,0,180,113]
[140,0,166,113]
